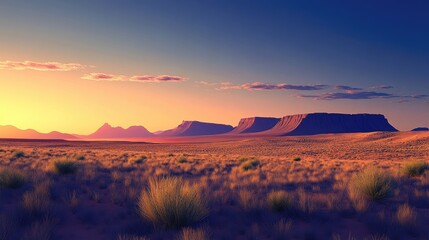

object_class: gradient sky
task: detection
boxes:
[0,0,428,134]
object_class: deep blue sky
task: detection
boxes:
[0,0,428,132]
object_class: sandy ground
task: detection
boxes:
[0,131,428,239]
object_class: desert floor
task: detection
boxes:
[0,131,429,240]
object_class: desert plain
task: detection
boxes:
[0,131,429,240]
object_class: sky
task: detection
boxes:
[0,0,428,134]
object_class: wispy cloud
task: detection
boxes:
[82,72,186,83]
[370,85,394,90]
[220,82,329,91]
[130,75,185,82]
[0,60,87,71]
[334,85,363,91]
[299,90,398,100]
[81,73,127,81]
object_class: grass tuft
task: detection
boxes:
[138,177,207,228]
[48,158,78,175]
[117,235,148,240]
[349,167,392,201]
[0,168,25,189]
[177,157,188,163]
[131,156,147,164]
[240,159,260,171]
[267,190,291,212]
[12,150,25,158]
[178,227,208,240]
[22,182,51,217]
[403,160,428,177]
[396,203,416,226]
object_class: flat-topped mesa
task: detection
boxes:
[158,121,234,136]
[230,117,280,134]
[88,123,153,138]
[262,113,398,136]
[411,127,429,132]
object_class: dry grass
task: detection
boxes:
[22,182,51,217]
[240,159,260,171]
[0,132,427,239]
[178,227,208,240]
[238,189,259,211]
[349,167,392,201]
[12,150,25,159]
[22,218,55,240]
[48,158,78,174]
[267,190,291,212]
[403,160,428,177]
[138,177,208,228]
[396,203,416,226]
[0,168,25,189]
[117,235,148,240]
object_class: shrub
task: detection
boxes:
[240,159,260,171]
[48,158,78,175]
[179,228,208,240]
[132,156,147,164]
[403,160,428,177]
[75,155,85,161]
[267,190,291,212]
[293,157,301,162]
[396,204,416,226]
[12,150,25,158]
[138,177,207,228]
[349,167,392,201]
[0,168,25,188]
[168,153,175,157]
[177,157,187,163]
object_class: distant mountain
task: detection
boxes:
[260,113,398,136]
[0,125,77,139]
[158,121,233,136]
[411,127,429,132]
[87,123,153,139]
[230,117,280,134]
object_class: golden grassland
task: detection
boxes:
[0,131,428,239]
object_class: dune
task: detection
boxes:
[0,125,77,139]
[87,123,153,139]
[158,121,233,136]
[229,117,280,134]
[261,113,398,136]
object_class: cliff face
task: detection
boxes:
[230,117,280,134]
[262,113,398,136]
[158,121,234,136]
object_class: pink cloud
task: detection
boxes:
[130,75,186,82]
[81,73,127,81]
[82,73,186,83]
[0,60,87,71]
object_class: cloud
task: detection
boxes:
[220,82,329,91]
[82,72,186,83]
[334,85,363,91]
[299,90,398,100]
[0,60,87,71]
[81,73,127,81]
[130,75,185,82]
[370,85,394,90]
